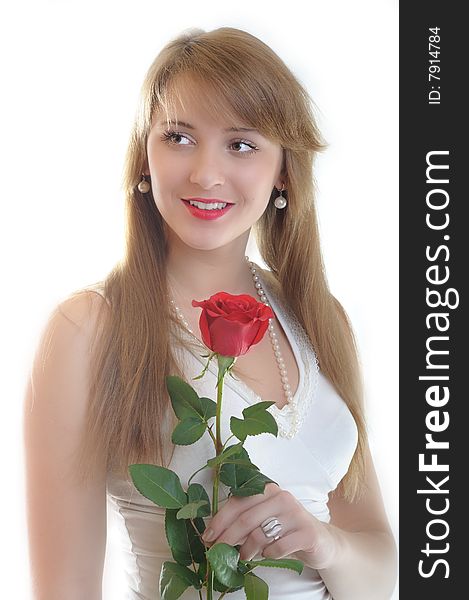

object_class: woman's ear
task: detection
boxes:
[275,161,287,191]
[274,179,286,191]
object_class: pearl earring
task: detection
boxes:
[137,174,151,193]
[274,186,287,209]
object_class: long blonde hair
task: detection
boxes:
[73,27,367,502]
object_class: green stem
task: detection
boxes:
[206,362,225,599]
[213,379,223,511]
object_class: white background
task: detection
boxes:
[0,1,398,597]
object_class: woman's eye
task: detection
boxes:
[162,131,192,145]
[161,131,258,154]
[231,140,258,154]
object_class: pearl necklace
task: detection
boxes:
[168,255,293,408]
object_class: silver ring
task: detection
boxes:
[260,516,283,542]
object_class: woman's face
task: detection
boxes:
[145,90,284,253]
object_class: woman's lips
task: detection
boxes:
[181,199,235,220]
[183,197,234,204]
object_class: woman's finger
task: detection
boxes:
[206,488,296,548]
[202,482,281,543]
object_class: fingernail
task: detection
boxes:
[203,528,215,541]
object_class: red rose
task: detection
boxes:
[191,292,275,357]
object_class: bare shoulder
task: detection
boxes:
[27,289,110,420]
[55,289,109,335]
[35,290,109,356]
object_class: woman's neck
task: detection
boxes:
[166,239,257,303]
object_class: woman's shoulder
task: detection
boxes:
[29,291,111,403]
[61,287,108,317]
[52,287,110,341]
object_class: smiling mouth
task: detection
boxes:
[181,199,235,219]
[182,199,233,210]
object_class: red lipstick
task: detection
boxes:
[184,197,234,204]
[181,198,235,220]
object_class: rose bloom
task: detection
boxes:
[191,292,274,357]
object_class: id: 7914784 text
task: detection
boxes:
[428,27,441,105]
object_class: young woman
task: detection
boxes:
[24,27,397,599]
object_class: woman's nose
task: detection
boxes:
[189,148,225,189]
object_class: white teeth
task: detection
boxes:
[188,200,228,210]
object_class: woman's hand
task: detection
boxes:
[201,482,339,569]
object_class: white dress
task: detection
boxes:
[106,269,358,599]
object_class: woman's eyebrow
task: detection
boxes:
[158,119,258,133]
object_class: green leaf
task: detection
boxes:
[244,572,269,600]
[230,471,278,497]
[213,574,244,593]
[206,543,245,589]
[128,464,187,508]
[176,500,209,520]
[199,397,217,419]
[187,448,259,493]
[242,557,304,575]
[197,559,245,594]
[219,458,260,468]
[171,418,207,445]
[230,401,278,442]
[165,509,206,566]
[166,375,217,421]
[197,559,207,584]
[159,561,202,599]
[165,508,192,566]
[249,400,276,411]
[187,483,211,517]
[219,445,257,470]
[199,544,244,594]
[190,516,207,563]
[219,447,276,495]
[206,442,244,468]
